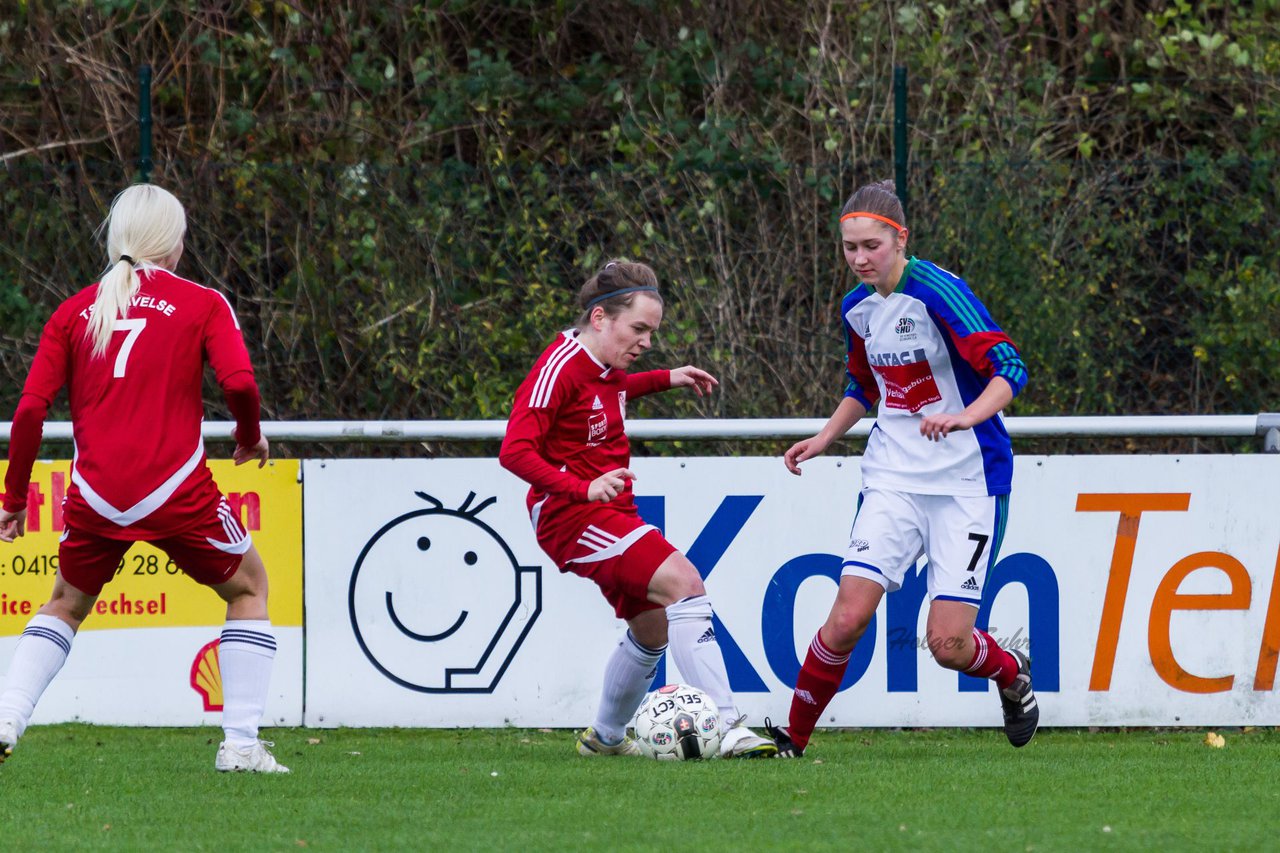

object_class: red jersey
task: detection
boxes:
[499,330,669,537]
[2,267,261,538]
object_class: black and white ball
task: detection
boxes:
[634,683,722,760]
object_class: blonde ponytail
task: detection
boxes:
[87,258,140,358]
[86,184,187,359]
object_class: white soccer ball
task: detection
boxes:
[634,683,722,760]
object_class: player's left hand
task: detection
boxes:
[919,413,975,441]
[669,366,719,397]
[233,431,271,468]
[0,507,27,542]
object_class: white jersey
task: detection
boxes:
[841,257,1028,497]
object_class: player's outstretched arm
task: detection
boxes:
[784,396,868,476]
[668,365,719,397]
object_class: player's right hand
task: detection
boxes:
[669,366,719,397]
[783,437,826,476]
[0,507,28,542]
[233,431,271,468]
[588,468,636,502]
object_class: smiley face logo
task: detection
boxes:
[348,491,542,693]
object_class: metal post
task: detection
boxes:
[1261,413,1280,453]
[893,65,908,221]
[138,65,153,183]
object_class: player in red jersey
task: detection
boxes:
[0,184,287,772]
[501,260,776,759]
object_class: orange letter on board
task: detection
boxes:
[1076,493,1191,690]
[1254,544,1280,691]
[1148,552,1251,693]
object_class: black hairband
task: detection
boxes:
[119,255,136,266]
[586,285,659,308]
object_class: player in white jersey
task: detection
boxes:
[765,180,1039,757]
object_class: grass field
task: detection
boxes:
[2,724,1277,851]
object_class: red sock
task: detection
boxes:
[965,629,1019,690]
[787,632,850,750]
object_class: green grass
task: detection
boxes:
[2,725,1278,851]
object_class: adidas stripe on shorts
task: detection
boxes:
[535,505,676,620]
[840,488,1008,605]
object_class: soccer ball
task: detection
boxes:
[634,683,722,760]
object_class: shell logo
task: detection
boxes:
[189,639,223,711]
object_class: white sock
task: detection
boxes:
[592,630,666,744]
[665,595,740,731]
[219,620,276,747]
[0,613,75,734]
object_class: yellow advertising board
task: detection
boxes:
[0,458,302,635]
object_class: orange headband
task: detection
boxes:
[839,211,906,233]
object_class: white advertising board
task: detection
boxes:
[0,626,303,728]
[0,460,304,727]
[303,455,1280,728]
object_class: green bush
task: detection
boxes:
[1,1,1277,443]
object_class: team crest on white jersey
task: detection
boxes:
[591,395,603,410]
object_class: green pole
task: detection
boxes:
[138,65,153,183]
[893,65,908,221]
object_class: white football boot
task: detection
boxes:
[215,739,290,773]
[719,717,778,759]
[0,718,19,764]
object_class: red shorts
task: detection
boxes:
[537,505,676,620]
[59,496,253,597]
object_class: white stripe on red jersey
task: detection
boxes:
[70,437,206,527]
[531,336,580,409]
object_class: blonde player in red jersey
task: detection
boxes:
[0,184,287,773]
[500,260,776,759]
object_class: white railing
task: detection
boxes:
[4,414,1279,450]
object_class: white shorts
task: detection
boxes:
[841,488,1009,605]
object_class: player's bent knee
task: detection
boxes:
[822,615,869,653]
[928,635,971,670]
[41,575,98,629]
[646,553,705,606]
[41,599,91,631]
[627,609,669,649]
[214,547,269,608]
